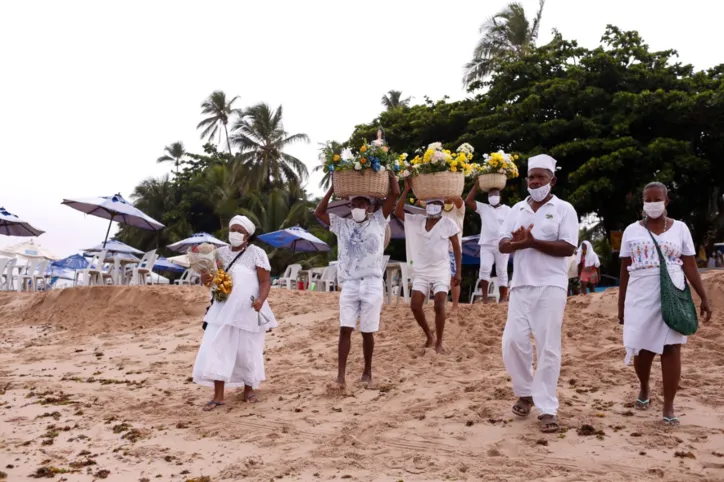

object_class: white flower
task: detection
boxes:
[401,169,410,177]
[457,143,474,155]
[373,139,384,147]
[341,148,354,161]
[354,162,362,171]
[428,142,442,151]
[379,165,386,172]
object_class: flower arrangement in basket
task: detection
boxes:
[187,243,232,302]
[321,129,400,199]
[396,142,475,199]
[472,150,520,192]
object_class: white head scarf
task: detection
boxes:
[229,215,256,236]
[528,154,557,174]
[576,240,600,268]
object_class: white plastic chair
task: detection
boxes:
[275,264,302,289]
[317,265,338,292]
[76,251,107,287]
[0,258,16,291]
[13,258,43,292]
[175,269,199,285]
[32,259,50,291]
[102,256,122,285]
[126,249,157,286]
[470,277,499,304]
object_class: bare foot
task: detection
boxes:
[334,377,346,390]
[435,343,448,355]
[424,335,435,349]
[359,373,373,387]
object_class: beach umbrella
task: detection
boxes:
[0,207,45,237]
[0,239,59,260]
[85,239,144,255]
[153,257,185,274]
[51,254,89,270]
[61,193,164,247]
[313,200,425,239]
[258,226,330,253]
[461,235,481,258]
[167,232,227,253]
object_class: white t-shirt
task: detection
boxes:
[620,221,695,273]
[499,196,579,291]
[476,201,512,247]
[330,210,389,282]
[442,204,465,251]
[405,214,460,280]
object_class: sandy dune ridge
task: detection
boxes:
[1,274,724,481]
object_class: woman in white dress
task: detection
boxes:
[576,240,600,295]
[193,215,278,410]
[618,182,712,425]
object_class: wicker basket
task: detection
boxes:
[478,173,507,192]
[410,171,465,200]
[333,170,389,199]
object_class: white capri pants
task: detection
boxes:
[479,246,510,287]
[339,277,383,333]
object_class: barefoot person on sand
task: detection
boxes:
[315,172,399,388]
[397,181,462,354]
[193,215,278,410]
[618,182,712,425]
[465,183,512,303]
[442,197,465,312]
[499,154,578,433]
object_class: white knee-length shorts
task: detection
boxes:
[339,277,383,333]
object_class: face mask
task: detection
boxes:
[351,208,368,223]
[443,203,454,212]
[528,183,551,203]
[643,201,666,219]
[426,204,442,217]
[228,231,246,247]
[488,195,500,206]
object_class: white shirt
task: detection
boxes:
[330,210,389,282]
[476,201,512,247]
[499,195,578,291]
[620,221,695,273]
[442,204,465,251]
[405,214,460,280]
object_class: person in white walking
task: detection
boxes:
[499,154,578,433]
[465,183,512,303]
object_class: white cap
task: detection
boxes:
[528,154,557,174]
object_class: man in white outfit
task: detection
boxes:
[315,172,400,388]
[465,183,512,303]
[499,154,578,433]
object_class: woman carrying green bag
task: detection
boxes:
[618,182,712,426]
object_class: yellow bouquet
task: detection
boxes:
[211,269,233,302]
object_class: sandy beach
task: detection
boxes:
[1,274,724,481]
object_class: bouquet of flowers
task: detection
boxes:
[397,142,475,179]
[187,243,232,302]
[321,132,398,175]
[473,150,520,178]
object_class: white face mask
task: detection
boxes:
[643,201,666,219]
[488,195,500,206]
[228,231,246,247]
[528,183,551,203]
[426,204,442,217]
[351,208,368,223]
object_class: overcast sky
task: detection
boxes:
[1,0,722,258]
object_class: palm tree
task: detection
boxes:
[313,140,342,189]
[381,90,411,110]
[197,91,240,154]
[463,0,545,89]
[230,103,310,189]
[156,142,186,176]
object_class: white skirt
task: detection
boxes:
[623,268,687,364]
[192,323,266,389]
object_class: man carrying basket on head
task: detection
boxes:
[315,170,399,389]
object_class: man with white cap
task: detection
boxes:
[498,154,578,433]
[397,181,462,354]
[465,182,512,303]
[315,171,399,389]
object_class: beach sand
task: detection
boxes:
[1,273,724,481]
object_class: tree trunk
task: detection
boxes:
[224,123,232,155]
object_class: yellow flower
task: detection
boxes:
[360,145,367,153]
[333,154,340,162]
[450,166,458,172]
[409,197,415,203]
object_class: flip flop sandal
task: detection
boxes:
[512,399,533,417]
[634,399,650,410]
[203,401,225,411]
[663,417,680,426]
[538,415,560,433]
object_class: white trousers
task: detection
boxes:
[502,286,567,415]
[479,246,509,287]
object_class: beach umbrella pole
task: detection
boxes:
[102,214,116,248]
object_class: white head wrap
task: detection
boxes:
[576,240,600,268]
[229,215,256,236]
[528,154,557,174]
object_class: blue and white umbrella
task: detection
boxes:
[153,257,185,274]
[462,234,481,258]
[85,239,144,255]
[258,226,330,253]
[0,207,44,237]
[167,232,227,253]
[61,193,164,247]
[51,254,89,270]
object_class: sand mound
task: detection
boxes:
[0,285,209,334]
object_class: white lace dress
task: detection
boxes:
[192,245,278,389]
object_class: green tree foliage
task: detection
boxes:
[381,90,411,111]
[156,142,187,176]
[197,91,240,154]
